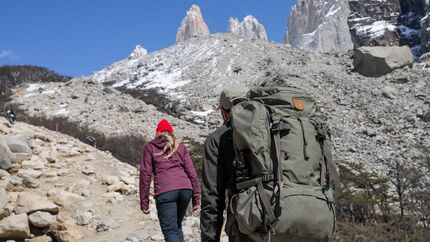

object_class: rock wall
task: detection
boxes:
[287,0,353,52]
[422,2,430,53]
[228,16,268,40]
[176,5,210,43]
[348,0,429,56]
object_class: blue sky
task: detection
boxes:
[0,0,295,77]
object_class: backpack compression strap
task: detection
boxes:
[236,176,277,231]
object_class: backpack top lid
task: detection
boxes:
[247,86,316,119]
[219,84,249,110]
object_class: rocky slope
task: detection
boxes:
[348,0,430,56]
[228,16,268,41]
[88,33,430,179]
[176,5,210,43]
[287,0,353,52]
[0,117,207,242]
[11,79,209,166]
[0,65,70,97]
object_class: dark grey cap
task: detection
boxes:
[218,84,249,110]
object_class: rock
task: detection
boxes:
[50,217,85,242]
[6,176,22,187]
[107,182,124,192]
[26,235,53,242]
[15,192,59,214]
[120,176,135,185]
[54,191,85,207]
[21,174,40,188]
[0,170,9,179]
[102,175,120,185]
[28,211,55,228]
[176,4,210,43]
[228,16,268,41]
[129,45,148,60]
[81,165,95,175]
[75,211,92,226]
[71,94,79,99]
[287,0,353,52]
[126,229,156,241]
[423,111,430,122]
[96,218,120,232]
[0,138,14,170]
[0,188,7,219]
[17,169,43,179]
[21,158,45,170]
[353,46,414,77]
[1,136,32,156]
[0,188,7,209]
[0,213,31,239]
[382,86,398,99]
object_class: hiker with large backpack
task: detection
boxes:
[201,85,340,242]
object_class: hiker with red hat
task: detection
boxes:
[140,119,200,242]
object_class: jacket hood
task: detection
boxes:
[150,136,167,149]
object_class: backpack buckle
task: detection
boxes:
[271,122,280,133]
[262,174,274,182]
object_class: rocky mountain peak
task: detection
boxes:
[287,0,353,52]
[128,45,147,59]
[228,15,268,40]
[176,4,210,43]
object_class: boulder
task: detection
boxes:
[1,136,32,156]
[14,192,59,214]
[353,46,414,77]
[0,170,9,179]
[21,174,40,188]
[17,169,43,179]
[0,138,14,170]
[54,191,85,207]
[0,213,31,239]
[102,175,120,185]
[50,216,85,242]
[96,218,120,232]
[28,211,56,228]
[26,235,53,242]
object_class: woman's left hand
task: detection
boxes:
[192,205,200,212]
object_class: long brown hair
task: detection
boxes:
[157,131,180,158]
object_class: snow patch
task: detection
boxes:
[53,108,69,116]
[326,6,341,18]
[354,21,396,39]
[191,109,214,116]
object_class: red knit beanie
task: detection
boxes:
[156,119,174,133]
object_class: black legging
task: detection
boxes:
[155,189,192,242]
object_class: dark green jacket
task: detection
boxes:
[200,121,236,242]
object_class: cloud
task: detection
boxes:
[0,49,20,59]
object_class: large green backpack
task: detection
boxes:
[230,86,340,241]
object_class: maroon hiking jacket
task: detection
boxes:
[139,136,200,211]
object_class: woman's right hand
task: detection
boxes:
[143,209,150,214]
